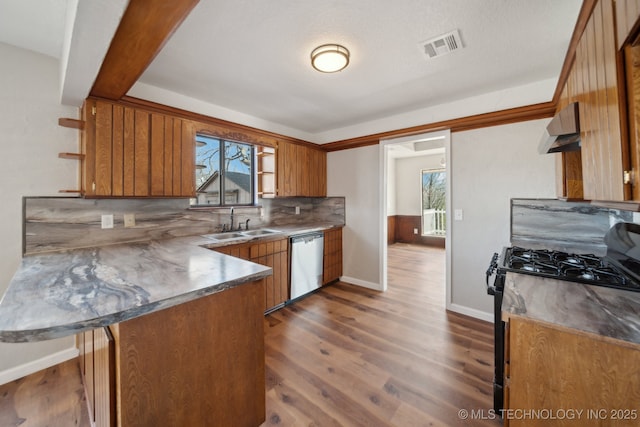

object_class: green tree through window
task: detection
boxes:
[422,169,446,235]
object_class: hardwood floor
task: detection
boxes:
[0,243,499,426]
[262,243,499,426]
[0,358,89,427]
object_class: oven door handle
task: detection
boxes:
[486,252,499,295]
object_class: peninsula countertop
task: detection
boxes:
[0,222,344,343]
[502,271,640,345]
[0,234,273,343]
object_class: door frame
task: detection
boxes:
[379,130,452,310]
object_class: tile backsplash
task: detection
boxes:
[24,196,345,255]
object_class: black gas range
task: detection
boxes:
[485,222,640,413]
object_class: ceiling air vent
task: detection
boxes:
[420,30,463,59]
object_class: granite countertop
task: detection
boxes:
[0,234,274,343]
[502,272,640,345]
[0,222,344,343]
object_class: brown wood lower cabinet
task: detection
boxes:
[215,237,289,313]
[504,316,640,427]
[78,327,115,427]
[323,228,343,285]
[78,281,266,427]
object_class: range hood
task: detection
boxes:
[538,102,581,154]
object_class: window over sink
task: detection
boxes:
[191,134,255,206]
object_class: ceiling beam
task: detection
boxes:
[60,0,128,106]
[90,0,199,100]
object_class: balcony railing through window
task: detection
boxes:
[422,209,446,236]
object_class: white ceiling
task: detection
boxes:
[0,0,68,58]
[0,0,583,144]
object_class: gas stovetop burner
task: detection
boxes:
[486,222,640,417]
[504,246,640,292]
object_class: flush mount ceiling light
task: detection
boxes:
[311,44,350,73]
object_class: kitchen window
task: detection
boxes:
[192,134,255,206]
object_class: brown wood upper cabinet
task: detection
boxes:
[623,2,640,202]
[277,140,327,197]
[616,0,640,49]
[561,0,630,202]
[82,98,195,198]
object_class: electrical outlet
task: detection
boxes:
[124,213,136,228]
[413,228,418,234]
[295,206,300,215]
[101,214,114,229]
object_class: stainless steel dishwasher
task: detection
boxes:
[290,232,324,300]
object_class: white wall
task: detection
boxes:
[395,154,445,216]
[449,119,556,317]
[316,78,557,143]
[327,119,556,319]
[130,78,559,145]
[0,42,79,382]
[327,145,381,289]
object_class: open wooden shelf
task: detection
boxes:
[257,145,276,199]
[58,118,85,130]
[58,152,85,160]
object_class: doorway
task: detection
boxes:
[379,130,452,309]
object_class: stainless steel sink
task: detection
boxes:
[202,229,281,242]
[202,232,246,241]
[241,229,280,237]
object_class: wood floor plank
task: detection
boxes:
[269,296,493,412]
[0,359,88,427]
[262,243,500,426]
[266,348,392,427]
[266,333,401,423]
[0,243,500,426]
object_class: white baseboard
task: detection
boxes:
[339,278,492,322]
[339,276,382,291]
[447,303,494,323]
[0,347,79,386]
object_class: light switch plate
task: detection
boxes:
[124,213,136,228]
[101,214,114,229]
[454,209,463,221]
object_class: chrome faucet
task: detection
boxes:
[229,207,234,231]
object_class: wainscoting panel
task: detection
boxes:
[388,215,445,247]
